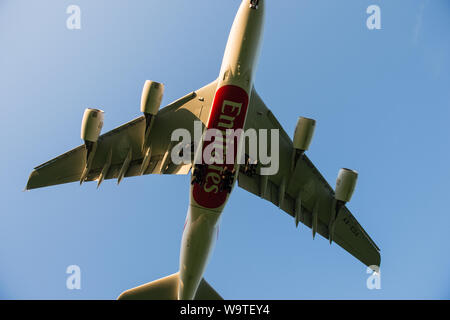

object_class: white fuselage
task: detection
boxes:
[178,0,265,300]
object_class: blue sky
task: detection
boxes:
[1,0,449,299]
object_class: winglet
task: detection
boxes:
[25,170,39,191]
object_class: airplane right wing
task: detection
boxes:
[238,88,381,269]
[26,80,218,190]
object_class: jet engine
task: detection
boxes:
[335,168,358,203]
[329,168,358,243]
[293,117,315,151]
[141,80,164,143]
[81,108,104,154]
[291,117,316,171]
[80,108,104,183]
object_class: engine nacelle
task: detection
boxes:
[79,108,104,184]
[141,81,164,150]
[140,80,164,116]
[81,108,104,143]
[293,117,316,151]
[291,117,316,171]
[335,168,358,203]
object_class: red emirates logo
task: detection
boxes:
[193,85,249,209]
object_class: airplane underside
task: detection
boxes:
[26,0,380,301]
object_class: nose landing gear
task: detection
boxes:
[250,0,260,10]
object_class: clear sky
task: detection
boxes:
[1,0,449,299]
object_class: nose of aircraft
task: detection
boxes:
[248,0,265,18]
[249,0,263,10]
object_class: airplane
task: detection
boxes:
[26,0,380,300]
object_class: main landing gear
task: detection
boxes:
[219,167,236,193]
[191,164,207,185]
[191,164,236,194]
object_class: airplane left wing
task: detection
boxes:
[26,80,218,190]
[238,88,381,269]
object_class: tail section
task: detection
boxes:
[117,272,222,300]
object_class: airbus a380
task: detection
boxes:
[26,0,380,300]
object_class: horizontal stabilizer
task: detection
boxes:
[117,272,222,300]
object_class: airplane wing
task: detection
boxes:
[239,88,381,269]
[26,80,218,190]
